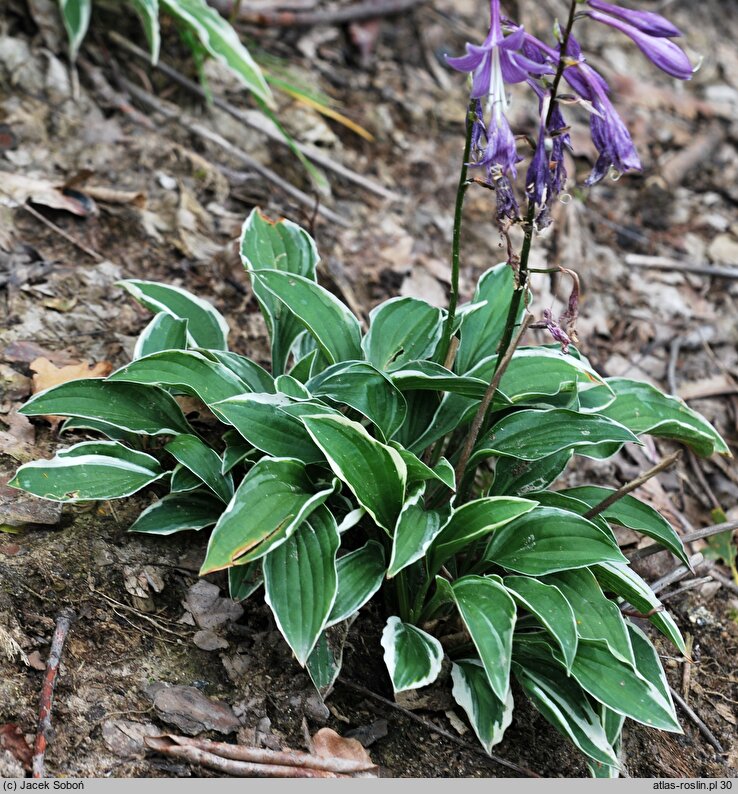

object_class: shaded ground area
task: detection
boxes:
[1,0,738,778]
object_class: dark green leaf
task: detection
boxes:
[381,616,443,693]
[327,540,385,626]
[129,490,223,535]
[133,313,187,359]
[228,561,262,601]
[489,451,572,497]
[165,434,233,503]
[388,487,447,577]
[203,350,275,393]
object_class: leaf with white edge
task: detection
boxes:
[200,457,335,573]
[307,621,352,697]
[455,264,517,374]
[160,0,271,102]
[222,430,256,474]
[336,507,365,534]
[264,506,340,665]
[452,660,514,753]
[562,486,690,567]
[388,486,447,578]
[448,576,516,701]
[59,0,91,60]
[473,409,640,464]
[504,576,578,670]
[326,541,385,626]
[109,350,246,406]
[211,393,326,464]
[512,644,619,767]
[165,434,233,503]
[489,451,572,497]
[129,491,222,535]
[240,209,319,374]
[381,616,444,693]
[600,377,729,457]
[569,640,681,732]
[119,279,230,351]
[587,705,625,778]
[362,297,443,371]
[203,350,275,394]
[542,569,635,666]
[251,270,362,365]
[228,561,262,602]
[626,622,676,717]
[484,507,627,576]
[19,379,191,436]
[594,562,686,654]
[390,444,455,491]
[10,441,165,502]
[133,313,187,360]
[525,491,616,543]
[128,0,160,63]
[59,416,140,444]
[428,497,538,573]
[301,414,406,532]
[170,464,201,492]
[390,361,488,398]
[307,362,407,441]
[275,374,311,400]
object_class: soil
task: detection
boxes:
[2,0,738,779]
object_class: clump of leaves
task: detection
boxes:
[11,209,729,775]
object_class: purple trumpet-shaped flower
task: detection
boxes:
[586,87,642,184]
[587,0,682,38]
[586,9,693,79]
[526,98,570,226]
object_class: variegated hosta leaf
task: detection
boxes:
[200,457,335,574]
[489,450,573,497]
[59,0,91,61]
[381,616,443,693]
[452,660,514,753]
[10,441,165,502]
[391,444,455,491]
[160,0,271,103]
[202,350,275,394]
[387,486,448,578]
[301,414,407,532]
[109,350,246,405]
[264,506,340,665]
[239,209,319,375]
[228,561,262,602]
[128,0,161,63]
[129,490,223,535]
[361,297,443,371]
[307,621,353,697]
[133,313,187,360]
[327,541,385,627]
[587,705,624,778]
[164,434,233,503]
[504,576,578,670]
[19,379,191,436]
[448,576,516,702]
[119,279,230,351]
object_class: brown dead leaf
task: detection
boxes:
[712,701,737,726]
[1,172,97,216]
[312,728,373,768]
[2,341,77,366]
[0,724,33,770]
[30,357,113,394]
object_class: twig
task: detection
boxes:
[649,553,703,595]
[669,685,724,754]
[119,78,349,227]
[666,336,682,397]
[107,34,398,201]
[0,186,104,262]
[454,313,533,490]
[624,255,738,280]
[584,451,681,520]
[337,678,540,778]
[627,519,738,563]
[659,576,713,602]
[208,0,429,27]
[32,607,76,778]
[681,633,694,703]
[160,735,378,775]
[144,737,355,777]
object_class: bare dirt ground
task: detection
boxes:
[1,0,738,778]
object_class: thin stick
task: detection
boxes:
[107,34,397,201]
[32,607,76,778]
[649,553,703,595]
[669,685,724,754]
[119,78,349,227]
[584,451,681,519]
[165,735,377,775]
[454,313,533,491]
[337,678,540,778]
[0,187,104,262]
[208,0,428,27]
[627,519,738,563]
[659,577,713,602]
[681,633,694,703]
[624,255,738,280]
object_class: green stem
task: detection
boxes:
[438,99,476,365]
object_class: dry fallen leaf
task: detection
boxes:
[312,727,373,768]
[0,724,33,771]
[30,357,113,394]
[0,172,97,216]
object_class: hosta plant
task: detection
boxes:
[12,0,730,777]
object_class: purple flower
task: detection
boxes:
[525,98,570,225]
[586,87,642,184]
[586,0,682,38]
[587,9,693,79]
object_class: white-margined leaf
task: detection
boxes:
[327,541,385,627]
[381,616,444,693]
[170,464,201,493]
[129,490,223,535]
[164,434,233,503]
[228,561,262,602]
[202,350,275,394]
[59,0,91,60]
[133,313,187,360]
[489,451,573,497]
[128,0,160,63]
[387,486,448,578]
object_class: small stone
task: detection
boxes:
[146,683,239,735]
[708,233,738,265]
[193,629,228,651]
[101,720,160,759]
